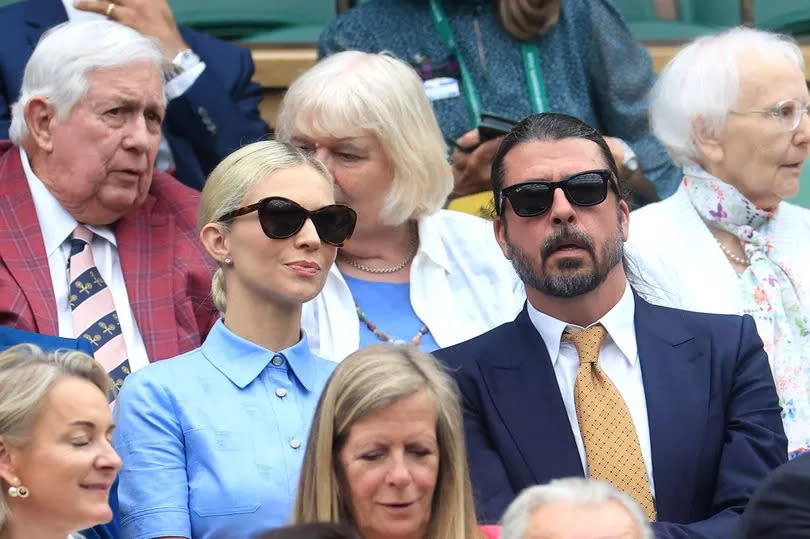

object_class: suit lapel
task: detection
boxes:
[634,294,709,520]
[481,308,583,484]
[115,195,178,362]
[24,0,67,49]
[0,145,59,334]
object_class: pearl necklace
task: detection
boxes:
[339,225,418,274]
[715,238,750,266]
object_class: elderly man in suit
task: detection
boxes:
[0,20,218,386]
[0,0,269,190]
[434,112,787,538]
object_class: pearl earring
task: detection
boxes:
[8,484,28,498]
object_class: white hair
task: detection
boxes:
[275,50,453,225]
[500,478,654,539]
[649,26,804,166]
[9,20,165,144]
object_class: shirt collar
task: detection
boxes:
[415,212,452,272]
[526,281,637,366]
[200,319,320,391]
[20,147,117,252]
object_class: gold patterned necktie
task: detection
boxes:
[563,324,657,521]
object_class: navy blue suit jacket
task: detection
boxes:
[0,0,269,190]
[0,326,117,539]
[435,294,787,539]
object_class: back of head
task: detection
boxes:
[293,343,478,539]
[9,20,164,145]
[199,140,332,314]
[275,50,453,224]
[491,112,624,215]
[0,344,111,529]
[649,26,803,167]
[255,522,360,539]
[500,478,654,539]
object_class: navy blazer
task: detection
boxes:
[0,326,117,539]
[435,294,787,539]
[0,0,269,190]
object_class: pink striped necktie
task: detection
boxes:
[68,225,131,389]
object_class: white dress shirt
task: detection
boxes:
[526,282,656,495]
[21,148,150,372]
[302,209,526,362]
[60,0,206,172]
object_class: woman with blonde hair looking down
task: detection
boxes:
[114,141,354,538]
[276,50,523,361]
[293,343,483,539]
[0,344,119,539]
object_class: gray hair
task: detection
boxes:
[275,50,453,225]
[9,20,165,144]
[649,26,803,167]
[0,344,112,530]
[500,478,654,539]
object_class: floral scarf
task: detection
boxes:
[683,166,810,459]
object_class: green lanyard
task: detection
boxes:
[428,0,549,127]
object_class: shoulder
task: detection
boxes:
[435,315,522,369]
[121,348,204,396]
[775,200,810,227]
[424,209,498,252]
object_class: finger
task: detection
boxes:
[457,128,481,146]
[73,0,112,15]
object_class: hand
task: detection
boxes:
[74,0,189,58]
[603,136,626,168]
[450,128,504,198]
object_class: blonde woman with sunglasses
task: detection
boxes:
[113,141,354,539]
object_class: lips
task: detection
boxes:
[286,261,321,276]
[79,482,112,491]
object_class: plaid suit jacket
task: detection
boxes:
[0,141,218,362]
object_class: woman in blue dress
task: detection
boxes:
[113,141,356,538]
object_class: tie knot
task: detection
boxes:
[70,225,93,257]
[563,324,606,365]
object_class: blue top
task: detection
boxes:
[319,0,681,198]
[114,319,336,539]
[344,275,439,352]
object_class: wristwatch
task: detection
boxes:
[616,139,640,173]
[163,49,201,82]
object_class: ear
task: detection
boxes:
[0,437,20,486]
[23,97,58,153]
[691,116,724,165]
[199,222,231,265]
[493,217,511,260]
[619,199,630,242]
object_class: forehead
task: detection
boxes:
[736,52,808,107]
[35,376,111,433]
[502,138,609,188]
[245,165,334,209]
[81,60,165,108]
[525,500,640,539]
[348,391,438,438]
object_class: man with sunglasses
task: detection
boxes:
[435,113,786,538]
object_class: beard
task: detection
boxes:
[507,223,624,298]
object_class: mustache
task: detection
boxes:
[540,226,596,259]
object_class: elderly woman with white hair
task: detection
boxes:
[500,478,653,539]
[275,51,524,361]
[626,27,810,459]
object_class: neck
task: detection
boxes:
[0,511,72,539]
[526,267,627,327]
[337,220,416,282]
[223,287,302,352]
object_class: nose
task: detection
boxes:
[794,111,810,146]
[122,115,154,153]
[313,147,335,173]
[97,439,123,472]
[293,216,321,250]
[548,186,577,225]
[385,453,414,487]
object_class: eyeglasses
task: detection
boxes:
[218,196,357,247]
[499,169,615,217]
[731,99,810,131]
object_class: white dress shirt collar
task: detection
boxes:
[415,211,453,273]
[20,147,117,251]
[526,279,638,366]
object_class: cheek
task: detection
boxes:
[414,459,440,492]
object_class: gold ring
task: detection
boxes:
[105,2,115,17]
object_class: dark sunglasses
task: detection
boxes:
[499,169,616,217]
[218,196,357,247]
